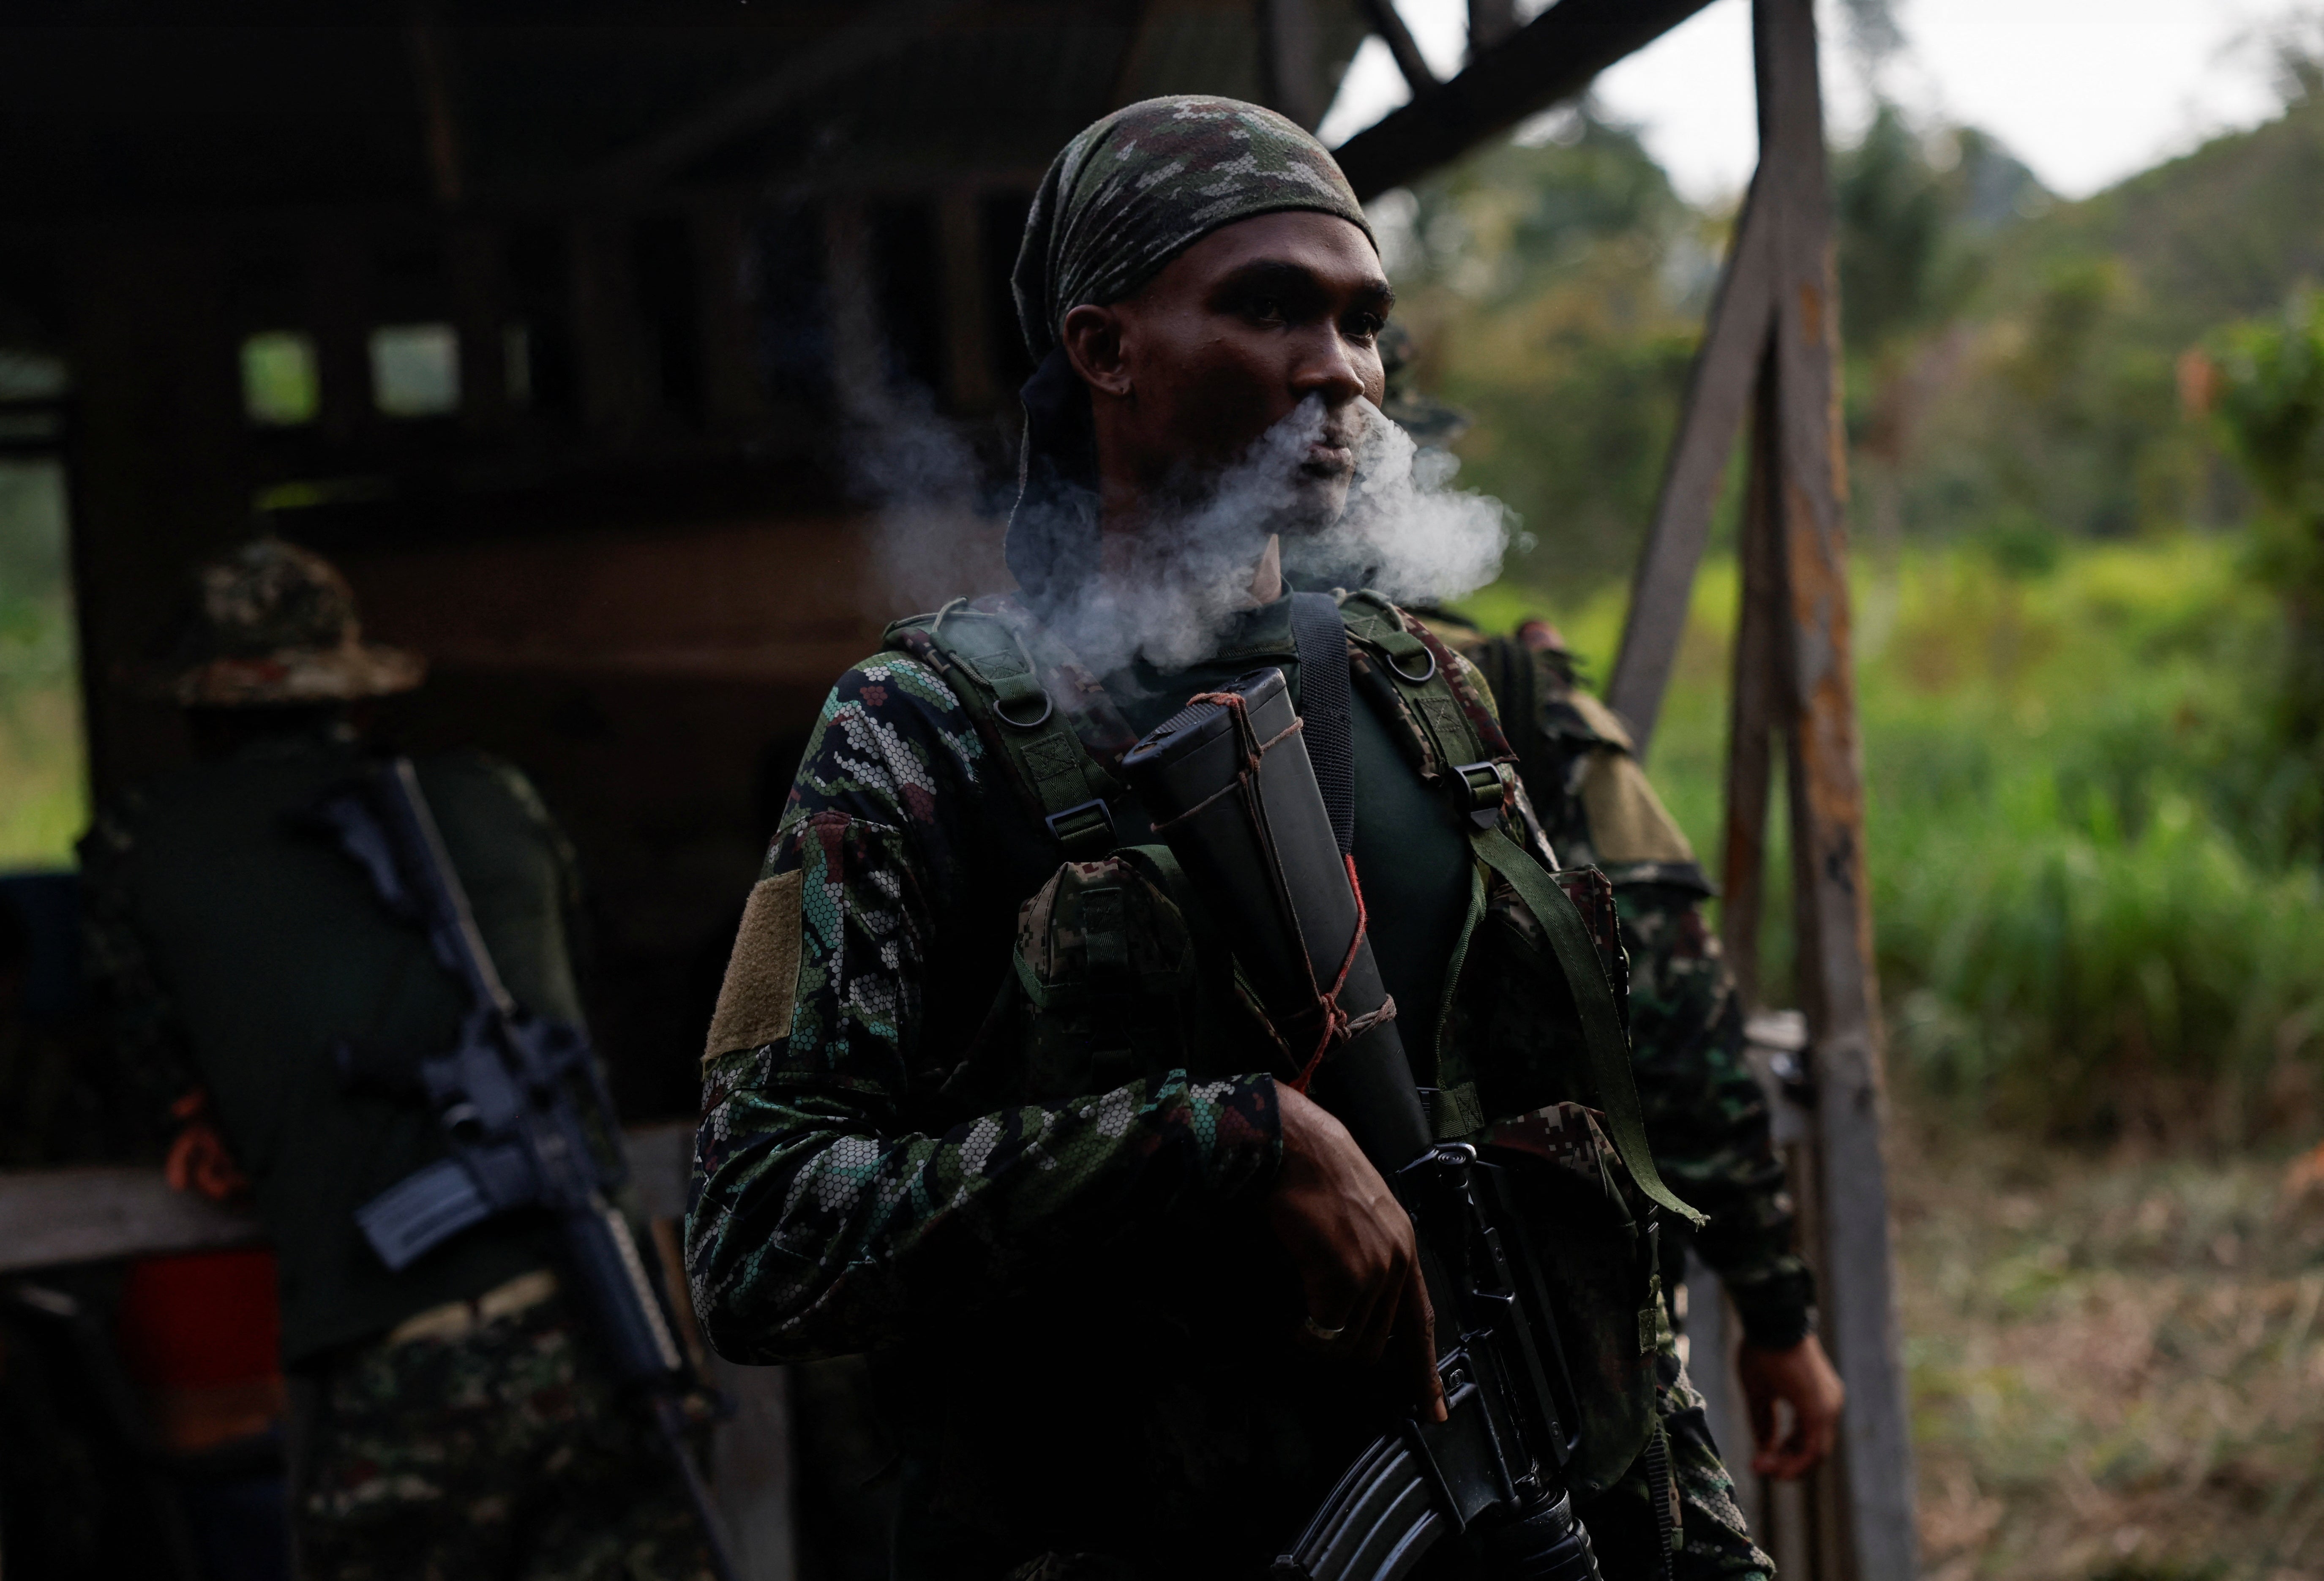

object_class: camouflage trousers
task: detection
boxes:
[1569,1342,1773,1581]
[287,1281,716,1581]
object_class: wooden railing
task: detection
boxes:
[0,1120,797,1581]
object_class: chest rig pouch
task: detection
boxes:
[885,591,1705,1495]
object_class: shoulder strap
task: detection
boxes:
[1335,598,1699,1224]
[1469,822,1704,1227]
[884,598,1124,859]
[1290,592,1356,856]
[1337,590,1510,828]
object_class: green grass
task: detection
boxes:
[1464,531,2324,1139]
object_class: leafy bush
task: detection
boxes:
[0,460,87,869]
[1880,774,2324,1138]
[1470,534,2324,1139]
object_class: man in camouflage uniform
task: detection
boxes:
[1376,320,1844,1483]
[1445,624,1844,1483]
[690,97,1770,1580]
[80,539,715,1581]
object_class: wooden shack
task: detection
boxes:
[1,2,1918,1576]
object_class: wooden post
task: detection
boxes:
[1755,3,1917,1573]
[1605,189,1773,755]
[937,192,996,415]
[1606,0,1917,1575]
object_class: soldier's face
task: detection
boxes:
[1064,211,1391,533]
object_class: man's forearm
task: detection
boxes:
[685,1066,1280,1365]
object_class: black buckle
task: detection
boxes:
[1451,761,1509,829]
[1044,797,1115,853]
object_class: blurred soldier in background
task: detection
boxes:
[1380,328,1847,1482]
[79,538,717,1581]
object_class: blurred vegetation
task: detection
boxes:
[1414,57,2324,1142]
[0,459,86,870]
[2209,289,2324,851]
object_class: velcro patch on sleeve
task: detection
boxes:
[704,870,805,1062]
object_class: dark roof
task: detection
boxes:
[0,0,1370,218]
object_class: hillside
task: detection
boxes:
[1395,85,2324,585]
[1996,95,2324,343]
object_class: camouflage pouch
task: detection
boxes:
[1433,864,1666,1496]
[1474,1100,1663,1498]
[1441,865,1624,1126]
[945,848,1210,1109]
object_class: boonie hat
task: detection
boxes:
[152,537,424,706]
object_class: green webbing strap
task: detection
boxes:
[926,601,1053,724]
[1338,594,1490,796]
[911,602,1118,858]
[1338,590,1436,673]
[1468,823,1705,1227]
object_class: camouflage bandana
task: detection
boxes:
[1006,96,1375,609]
[1010,95,1374,363]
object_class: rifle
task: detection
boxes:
[1122,667,1605,1581]
[312,758,742,1581]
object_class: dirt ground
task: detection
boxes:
[1895,1099,2324,1581]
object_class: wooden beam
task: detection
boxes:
[404,7,466,207]
[593,0,980,197]
[1354,0,1440,98]
[1467,0,1517,55]
[0,1165,263,1272]
[1331,0,1716,199]
[1752,1,1917,1576]
[1716,352,1782,1004]
[1260,0,1328,131]
[0,1122,699,1274]
[1606,185,1776,752]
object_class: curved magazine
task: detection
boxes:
[1273,1431,1445,1581]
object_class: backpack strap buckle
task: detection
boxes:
[1451,761,1512,829]
[1044,797,1116,857]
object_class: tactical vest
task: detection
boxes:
[881,592,1704,1494]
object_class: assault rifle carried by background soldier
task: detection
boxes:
[83,539,727,1580]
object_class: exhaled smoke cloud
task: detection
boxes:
[1292,398,1516,611]
[840,381,1007,615]
[851,387,1516,681]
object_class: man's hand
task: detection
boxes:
[1734,1333,1844,1480]
[1266,1080,1446,1422]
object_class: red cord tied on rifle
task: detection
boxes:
[1166,689,1397,1095]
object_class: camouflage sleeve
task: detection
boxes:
[1618,883,1814,1349]
[75,803,203,1157]
[686,655,1283,1366]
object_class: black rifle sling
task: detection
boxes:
[1290,590,1357,856]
